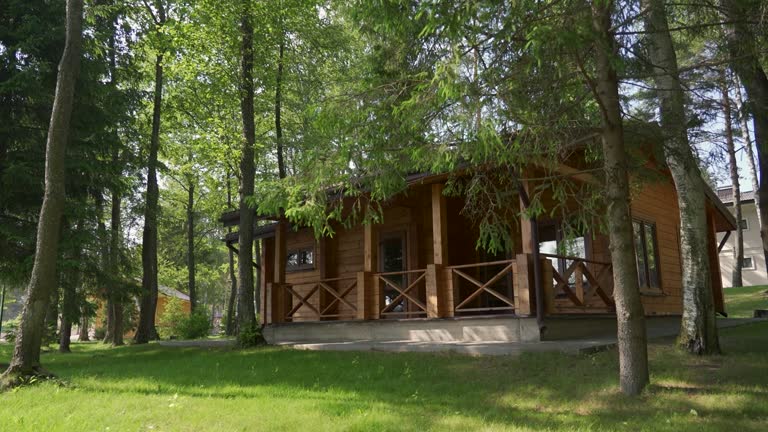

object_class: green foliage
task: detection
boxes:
[236,322,265,348]
[1,317,20,344]
[158,297,210,340]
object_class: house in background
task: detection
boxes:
[89,284,191,339]
[717,187,766,287]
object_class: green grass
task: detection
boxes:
[1,323,767,431]
[725,285,768,318]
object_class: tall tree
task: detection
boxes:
[720,0,768,268]
[721,71,743,288]
[590,0,649,395]
[226,170,237,335]
[1,0,84,386]
[734,80,762,229]
[236,0,258,339]
[643,0,719,354]
[135,0,167,344]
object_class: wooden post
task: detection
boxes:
[356,222,379,320]
[519,181,535,254]
[428,183,452,318]
[426,264,439,318]
[274,220,286,284]
[431,183,448,265]
[443,267,455,317]
[514,254,533,316]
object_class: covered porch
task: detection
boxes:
[246,179,618,329]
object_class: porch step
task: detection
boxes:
[263,316,542,345]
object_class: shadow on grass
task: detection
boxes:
[4,322,768,431]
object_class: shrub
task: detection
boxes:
[158,297,210,340]
[2,317,20,343]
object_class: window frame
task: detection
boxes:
[740,218,749,231]
[632,219,663,295]
[285,243,316,272]
[742,256,755,270]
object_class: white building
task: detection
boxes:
[717,187,766,287]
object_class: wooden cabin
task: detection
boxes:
[221,168,735,344]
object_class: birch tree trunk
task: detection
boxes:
[135,2,167,344]
[720,0,768,269]
[721,72,743,288]
[237,0,257,337]
[1,0,83,386]
[643,0,719,354]
[591,0,649,395]
[734,80,763,249]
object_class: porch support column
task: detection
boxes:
[357,222,379,320]
[274,219,286,284]
[517,176,545,330]
[427,183,453,318]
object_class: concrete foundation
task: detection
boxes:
[263,316,542,344]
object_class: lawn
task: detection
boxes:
[724,285,768,318]
[1,322,767,431]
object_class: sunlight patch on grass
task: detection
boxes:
[724,285,768,317]
[1,322,768,431]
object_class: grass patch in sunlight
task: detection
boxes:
[724,285,768,317]
[0,322,767,431]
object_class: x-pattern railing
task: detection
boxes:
[284,276,358,321]
[377,269,427,316]
[543,254,614,309]
[448,259,516,313]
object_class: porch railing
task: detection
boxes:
[376,268,428,318]
[283,276,358,321]
[541,254,614,313]
[446,259,517,315]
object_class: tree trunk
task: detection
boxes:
[187,180,196,311]
[590,0,649,395]
[275,31,286,180]
[721,0,768,269]
[722,71,743,288]
[643,0,719,355]
[734,79,762,230]
[1,0,83,386]
[226,171,237,336]
[135,3,166,344]
[59,223,82,353]
[77,311,89,342]
[237,0,257,337]
[106,151,124,346]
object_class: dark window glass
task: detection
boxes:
[742,257,753,269]
[286,246,314,271]
[740,219,749,230]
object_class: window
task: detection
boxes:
[742,257,755,270]
[633,220,661,292]
[740,219,749,231]
[286,246,314,272]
